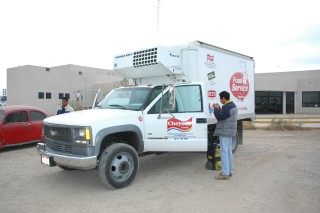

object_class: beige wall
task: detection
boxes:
[7,64,123,115]
[255,70,320,114]
[7,65,320,115]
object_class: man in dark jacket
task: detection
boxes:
[56,97,75,115]
[213,91,238,180]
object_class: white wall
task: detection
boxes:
[255,70,320,114]
[7,64,123,115]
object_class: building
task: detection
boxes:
[0,89,7,105]
[7,64,123,115]
[6,65,320,115]
[255,70,320,114]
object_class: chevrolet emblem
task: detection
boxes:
[49,130,58,137]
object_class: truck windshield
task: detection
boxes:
[97,87,153,111]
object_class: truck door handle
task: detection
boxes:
[196,118,207,123]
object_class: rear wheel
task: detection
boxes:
[98,143,138,189]
[232,121,243,153]
[232,133,239,154]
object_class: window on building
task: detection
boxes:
[46,93,51,99]
[38,92,44,99]
[302,91,320,107]
[255,91,283,114]
[2,89,7,96]
[59,93,70,99]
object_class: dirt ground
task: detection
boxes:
[1,129,320,213]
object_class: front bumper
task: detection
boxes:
[37,143,97,170]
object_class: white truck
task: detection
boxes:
[37,41,255,189]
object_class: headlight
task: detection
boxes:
[73,128,91,144]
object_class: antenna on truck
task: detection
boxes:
[157,0,161,43]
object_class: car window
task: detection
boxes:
[4,111,28,124]
[0,110,4,121]
[30,111,46,121]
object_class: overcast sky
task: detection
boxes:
[1,0,320,92]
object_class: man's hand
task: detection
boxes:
[213,103,220,109]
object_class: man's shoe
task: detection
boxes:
[215,174,230,180]
[220,172,232,177]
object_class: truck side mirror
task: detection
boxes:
[92,88,101,109]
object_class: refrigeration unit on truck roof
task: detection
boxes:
[114,46,183,79]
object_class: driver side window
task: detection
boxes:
[147,85,203,114]
[148,92,171,114]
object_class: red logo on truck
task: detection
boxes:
[208,90,216,99]
[207,54,214,62]
[230,72,249,101]
[167,118,192,132]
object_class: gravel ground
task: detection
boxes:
[0,129,320,213]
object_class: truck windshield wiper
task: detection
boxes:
[109,104,127,110]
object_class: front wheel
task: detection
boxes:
[58,165,75,170]
[98,143,139,189]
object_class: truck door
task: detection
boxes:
[143,84,207,152]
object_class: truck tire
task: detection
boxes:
[98,143,139,189]
[232,121,243,153]
[58,165,75,170]
[232,133,239,154]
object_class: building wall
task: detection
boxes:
[7,64,123,115]
[255,70,320,114]
[296,77,320,114]
[6,65,320,115]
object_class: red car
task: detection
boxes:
[0,105,48,150]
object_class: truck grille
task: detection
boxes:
[44,126,72,142]
[47,142,72,153]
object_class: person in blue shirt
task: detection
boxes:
[56,97,74,115]
[213,91,238,180]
